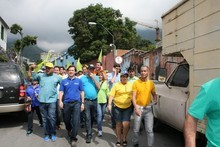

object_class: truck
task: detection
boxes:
[153,0,220,138]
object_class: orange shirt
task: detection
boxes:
[132,79,155,107]
[94,69,107,79]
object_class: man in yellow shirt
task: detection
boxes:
[132,66,157,147]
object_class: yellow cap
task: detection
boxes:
[45,62,54,68]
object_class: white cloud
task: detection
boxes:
[37,40,72,53]
[0,0,181,53]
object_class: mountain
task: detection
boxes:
[7,39,46,62]
[136,28,162,43]
[21,46,46,62]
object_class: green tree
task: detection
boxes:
[10,24,37,64]
[68,4,153,63]
[136,36,155,51]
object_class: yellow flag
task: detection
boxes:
[34,51,51,72]
[76,58,82,71]
[98,49,102,62]
[54,59,58,66]
[34,61,46,73]
[66,61,71,69]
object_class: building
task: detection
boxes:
[87,49,129,72]
[52,52,76,69]
[0,17,9,51]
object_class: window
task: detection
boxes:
[0,65,20,83]
[168,64,189,87]
[1,25,4,40]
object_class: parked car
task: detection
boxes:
[0,52,27,120]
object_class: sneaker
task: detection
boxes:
[51,134,57,142]
[43,135,50,141]
[133,144,139,147]
[86,136,91,143]
[26,130,33,135]
[98,131,102,137]
[71,139,77,147]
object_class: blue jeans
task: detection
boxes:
[63,102,81,140]
[40,102,57,136]
[114,105,132,122]
[56,100,62,127]
[111,105,116,128]
[133,106,154,146]
[97,103,106,131]
[84,99,97,137]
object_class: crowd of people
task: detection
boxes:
[25,61,157,147]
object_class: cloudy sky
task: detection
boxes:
[0,0,181,53]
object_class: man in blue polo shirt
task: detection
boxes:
[81,64,100,143]
[59,65,84,146]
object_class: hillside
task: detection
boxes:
[137,28,162,43]
[7,39,46,62]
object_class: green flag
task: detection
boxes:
[98,49,102,62]
[34,51,51,72]
[54,59,58,66]
[34,61,46,73]
[76,58,82,71]
[66,61,71,69]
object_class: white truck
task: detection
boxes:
[153,0,220,138]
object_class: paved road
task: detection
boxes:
[0,113,192,147]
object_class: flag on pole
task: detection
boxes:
[54,59,58,66]
[98,49,102,62]
[34,61,46,73]
[34,51,51,73]
[66,61,71,69]
[76,58,82,71]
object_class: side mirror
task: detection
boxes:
[158,68,167,82]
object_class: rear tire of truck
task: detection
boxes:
[153,118,164,132]
[17,111,28,122]
[196,132,207,147]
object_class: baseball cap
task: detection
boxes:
[45,62,54,68]
[88,64,95,70]
[120,71,128,77]
[41,66,46,70]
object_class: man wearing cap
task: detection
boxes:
[80,64,100,143]
[28,62,62,142]
[25,79,42,135]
